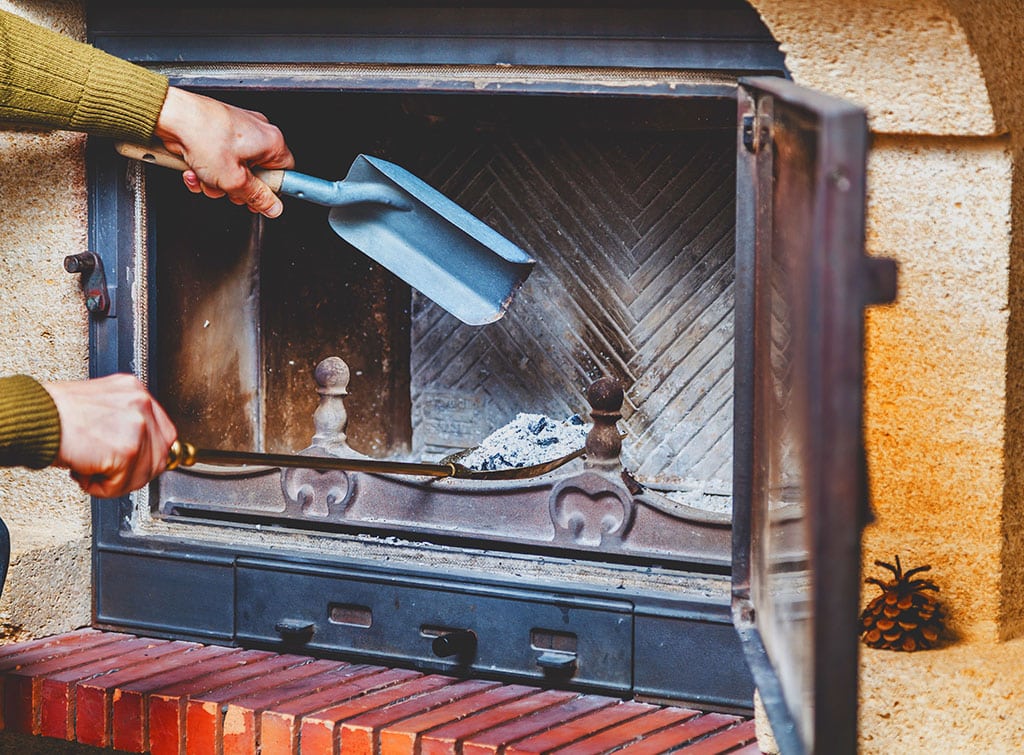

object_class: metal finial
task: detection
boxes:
[585,377,623,470]
[312,356,351,450]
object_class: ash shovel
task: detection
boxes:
[115,142,535,325]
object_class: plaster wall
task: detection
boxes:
[946,0,1024,648]
[752,0,1019,642]
[749,0,1024,750]
[863,136,1010,644]
[0,0,92,641]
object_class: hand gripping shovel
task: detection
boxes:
[115,143,535,325]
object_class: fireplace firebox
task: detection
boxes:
[84,3,894,751]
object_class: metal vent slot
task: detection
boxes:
[329,603,373,628]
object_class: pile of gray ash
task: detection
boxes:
[459,413,590,471]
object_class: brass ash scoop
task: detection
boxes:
[166,440,586,481]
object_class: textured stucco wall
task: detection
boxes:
[945,0,1024,647]
[750,0,1015,644]
[751,0,996,136]
[748,0,1024,751]
[0,0,92,641]
[863,136,1011,644]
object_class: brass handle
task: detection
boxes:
[166,440,197,471]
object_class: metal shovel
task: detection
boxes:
[115,143,535,325]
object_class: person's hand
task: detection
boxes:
[42,375,177,498]
[153,87,295,219]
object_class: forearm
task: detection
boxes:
[0,8,167,140]
[0,375,60,469]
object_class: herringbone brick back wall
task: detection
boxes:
[410,128,736,488]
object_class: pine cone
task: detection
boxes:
[860,555,945,651]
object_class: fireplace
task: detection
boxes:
[83,1,893,746]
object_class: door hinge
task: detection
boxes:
[742,111,773,153]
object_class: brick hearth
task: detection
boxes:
[0,629,757,753]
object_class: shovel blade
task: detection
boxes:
[328,155,535,325]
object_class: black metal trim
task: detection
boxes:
[87,3,786,75]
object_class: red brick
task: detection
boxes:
[379,684,538,755]
[0,626,134,676]
[669,719,758,754]
[0,630,131,731]
[0,630,107,664]
[338,678,500,755]
[0,634,136,686]
[461,694,615,755]
[730,741,765,754]
[259,667,414,755]
[419,689,577,755]
[111,645,245,753]
[611,712,742,754]
[218,659,347,755]
[505,700,658,754]
[73,641,202,747]
[147,650,283,755]
[0,630,755,755]
[37,639,174,737]
[222,664,375,755]
[185,656,327,755]
[547,706,700,755]
[298,674,455,755]
[4,637,158,735]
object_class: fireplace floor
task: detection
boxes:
[0,629,758,753]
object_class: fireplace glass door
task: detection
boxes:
[732,76,897,754]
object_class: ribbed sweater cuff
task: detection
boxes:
[69,48,168,141]
[0,375,60,469]
[0,9,168,141]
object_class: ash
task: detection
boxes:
[459,413,590,471]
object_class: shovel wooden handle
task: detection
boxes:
[114,142,285,193]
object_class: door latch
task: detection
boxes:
[742,109,773,153]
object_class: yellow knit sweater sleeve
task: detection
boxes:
[0,8,168,140]
[0,376,60,469]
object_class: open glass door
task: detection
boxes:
[732,76,897,754]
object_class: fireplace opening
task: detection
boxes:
[155,91,737,476]
[87,1,799,709]
[149,90,740,569]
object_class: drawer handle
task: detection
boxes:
[536,651,577,673]
[431,629,477,660]
[275,619,315,643]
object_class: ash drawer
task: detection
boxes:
[235,558,633,693]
